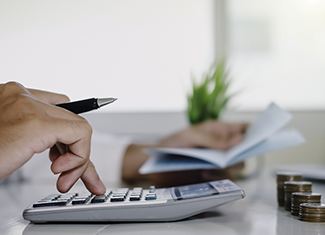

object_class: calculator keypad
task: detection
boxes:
[32,187,159,208]
[33,193,78,208]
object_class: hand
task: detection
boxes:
[0,82,106,195]
[122,120,247,186]
[159,120,246,150]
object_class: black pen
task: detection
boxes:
[56,98,117,114]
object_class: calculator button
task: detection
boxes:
[149,186,156,193]
[91,193,109,203]
[74,195,92,200]
[133,187,143,191]
[59,193,77,200]
[129,195,141,201]
[112,189,129,197]
[113,188,129,194]
[145,193,157,200]
[72,198,88,205]
[110,196,125,202]
[33,200,68,208]
[54,199,70,203]
[42,194,60,201]
[112,193,126,198]
[72,195,92,205]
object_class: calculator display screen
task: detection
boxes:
[172,183,218,200]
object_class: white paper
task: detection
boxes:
[139,103,305,174]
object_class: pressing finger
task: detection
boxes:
[81,161,106,195]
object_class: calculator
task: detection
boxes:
[23,180,245,223]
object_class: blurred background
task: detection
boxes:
[0,0,325,166]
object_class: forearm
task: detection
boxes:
[121,144,152,184]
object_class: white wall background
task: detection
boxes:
[0,0,215,111]
[227,0,325,110]
[0,0,325,112]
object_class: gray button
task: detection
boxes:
[145,193,157,200]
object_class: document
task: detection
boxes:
[139,103,305,174]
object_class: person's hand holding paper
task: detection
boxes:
[122,120,248,186]
[140,103,305,175]
[158,121,247,150]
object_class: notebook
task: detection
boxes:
[140,103,305,174]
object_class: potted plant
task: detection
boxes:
[187,61,232,124]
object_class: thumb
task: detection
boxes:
[28,88,70,105]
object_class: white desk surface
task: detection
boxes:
[1,170,325,235]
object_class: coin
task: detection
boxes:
[276,172,302,207]
[299,217,325,223]
[284,181,312,211]
[300,203,325,213]
[300,213,325,218]
[299,203,325,222]
[276,171,302,182]
[291,192,321,215]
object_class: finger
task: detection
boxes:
[80,161,106,195]
[200,121,232,140]
[228,134,244,148]
[227,123,248,135]
[51,152,87,174]
[0,81,29,96]
[41,117,92,177]
[56,160,106,195]
[23,94,79,122]
[49,146,60,162]
[28,88,70,104]
[56,163,88,193]
[45,103,83,121]
[48,118,92,161]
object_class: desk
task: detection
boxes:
[1,170,325,235]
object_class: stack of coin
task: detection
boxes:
[299,203,325,222]
[284,181,312,211]
[291,192,321,216]
[276,172,302,207]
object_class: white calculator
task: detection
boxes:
[23,180,245,223]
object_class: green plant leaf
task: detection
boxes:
[187,60,233,124]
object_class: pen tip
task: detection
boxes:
[97,97,118,107]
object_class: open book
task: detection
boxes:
[139,103,305,174]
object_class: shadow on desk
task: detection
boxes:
[22,212,226,235]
